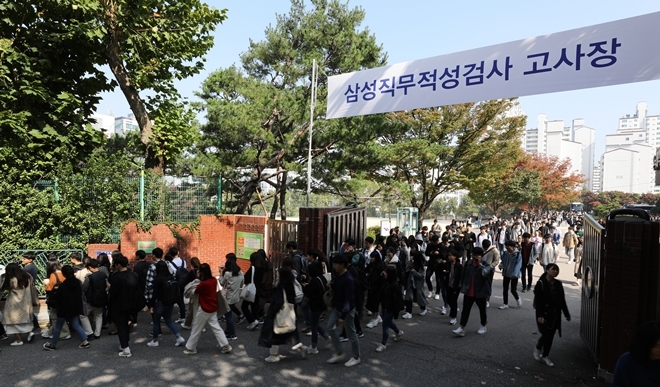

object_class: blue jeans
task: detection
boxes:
[224,310,235,336]
[381,310,400,345]
[327,308,360,358]
[153,301,180,339]
[51,316,87,346]
[310,310,327,347]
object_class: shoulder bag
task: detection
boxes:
[273,289,296,334]
[240,266,256,303]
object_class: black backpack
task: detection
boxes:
[171,261,188,289]
[46,273,62,308]
[161,276,180,305]
[88,272,108,308]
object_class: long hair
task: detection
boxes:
[1,263,30,290]
[199,263,212,281]
[46,260,62,278]
[629,321,660,368]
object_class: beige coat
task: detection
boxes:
[3,278,34,325]
[563,232,578,249]
[220,271,244,305]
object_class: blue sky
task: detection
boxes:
[97,0,660,158]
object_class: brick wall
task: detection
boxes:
[117,215,267,276]
[86,244,120,257]
[298,207,337,257]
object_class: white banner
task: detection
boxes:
[326,12,660,119]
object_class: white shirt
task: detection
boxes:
[172,256,186,269]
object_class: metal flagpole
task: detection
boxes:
[306,59,318,207]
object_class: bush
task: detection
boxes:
[367,225,381,241]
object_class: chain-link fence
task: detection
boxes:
[0,250,79,297]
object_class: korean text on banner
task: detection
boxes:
[326,12,660,119]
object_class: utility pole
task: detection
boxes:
[306,59,318,207]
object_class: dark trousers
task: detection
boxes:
[448,287,461,318]
[310,310,327,347]
[241,300,259,323]
[381,310,400,345]
[176,292,186,319]
[230,304,242,319]
[404,299,426,314]
[502,276,519,305]
[112,311,131,349]
[536,323,557,357]
[459,296,487,327]
[425,267,434,293]
[521,265,534,290]
[486,271,495,302]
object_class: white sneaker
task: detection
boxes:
[427,291,434,298]
[452,327,465,337]
[498,304,509,310]
[394,330,404,341]
[449,318,457,325]
[477,326,487,335]
[308,347,319,355]
[119,348,132,358]
[440,307,447,315]
[265,354,280,363]
[402,312,412,319]
[147,340,159,347]
[327,353,346,364]
[516,298,523,307]
[375,343,386,352]
[344,357,361,367]
[543,357,554,367]
[376,315,382,323]
[246,321,259,330]
[486,301,490,308]
[175,336,186,347]
[434,294,440,300]
[533,346,541,361]
[366,319,379,329]
[366,310,373,316]
[419,309,428,316]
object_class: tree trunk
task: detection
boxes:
[101,0,163,173]
[269,191,279,219]
[280,171,288,220]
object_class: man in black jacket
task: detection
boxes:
[43,266,90,351]
[109,255,139,357]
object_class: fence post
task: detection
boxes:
[217,175,222,213]
[140,170,145,221]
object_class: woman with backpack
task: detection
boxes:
[365,251,385,329]
[375,266,404,352]
[304,261,331,354]
[147,261,186,348]
[42,259,71,340]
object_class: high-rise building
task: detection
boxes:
[90,113,115,138]
[114,114,139,136]
[592,164,601,192]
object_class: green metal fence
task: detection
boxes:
[0,250,81,297]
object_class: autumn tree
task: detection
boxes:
[351,100,526,227]
[520,153,585,215]
[195,0,386,218]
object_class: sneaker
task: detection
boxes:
[427,291,434,298]
[93,335,101,340]
[308,347,319,355]
[237,315,246,324]
[366,318,379,328]
[257,318,264,325]
[434,294,440,300]
[477,325,487,335]
[402,312,412,319]
[147,340,159,347]
[0,334,8,341]
[449,318,457,325]
[180,324,191,330]
[486,301,490,308]
[227,335,238,341]
[344,357,361,367]
[543,357,555,367]
[43,342,56,351]
[324,339,334,350]
[376,315,382,323]
[175,336,186,347]
[440,307,447,315]
[452,327,466,337]
[516,298,523,307]
[183,348,197,355]
[301,326,311,333]
[305,331,312,336]
[419,309,428,316]
[394,330,404,342]
[27,332,35,343]
[357,331,365,338]
[119,348,132,358]
[366,310,373,316]
[533,346,541,361]
[10,341,23,346]
[220,344,232,354]
[527,286,532,292]
[498,304,509,310]
[79,342,90,349]
[246,321,259,330]
[175,318,186,324]
[265,354,280,363]
[375,343,387,352]
[61,335,72,340]
[339,336,348,342]
[327,353,346,364]
[521,288,527,293]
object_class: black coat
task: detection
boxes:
[258,281,298,348]
[533,276,570,336]
[108,270,139,314]
[54,277,84,318]
[304,275,327,312]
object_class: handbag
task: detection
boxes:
[240,266,256,303]
[323,288,333,308]
[29,277,40,307]
[273,289,296,334]
[293,279,304,304]
[322,262,332,282]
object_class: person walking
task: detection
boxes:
[43,259,71,340]
[562,226,579,264]
[21,253,41,337]
[445,249,463,326]
[242,253,264,331]
[303,261,331,354]
[402,253,428,318]
[146,261,186,348]
[326,254,361,367]
[375,266,404,352]
[452,247,491,337]
[532,263,571,367]
[498,240,523,309]
[42,265,91,351]
[108,255,139,358]
[219,259,244,338]
[183,263,232,355]
[1,263,36,346]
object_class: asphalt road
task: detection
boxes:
[0,247,610,387]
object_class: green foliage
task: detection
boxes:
[366,225,381,241]
[195,0,387,218]
[581,190,660,218]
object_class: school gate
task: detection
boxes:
[580,210,660,379]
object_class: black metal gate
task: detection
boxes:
[579,214,605,362]
[266,220,298,270]
[325,207,367,258]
